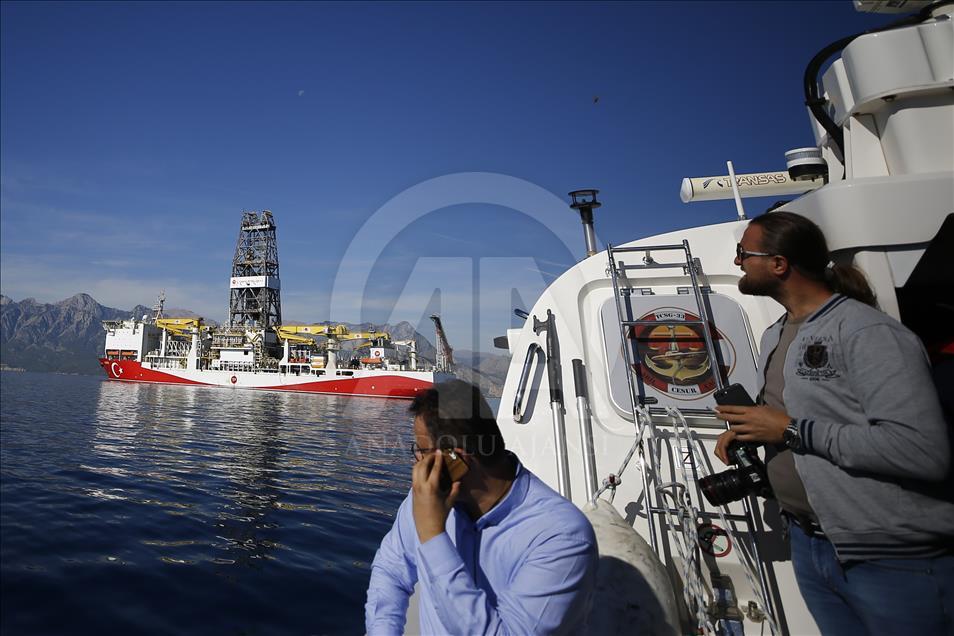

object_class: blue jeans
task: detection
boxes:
[789,523,954,635]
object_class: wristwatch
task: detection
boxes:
[783,419,803,452]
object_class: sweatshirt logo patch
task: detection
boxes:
[804,344,828,368]
[795,338,840,380]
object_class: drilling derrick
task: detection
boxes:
[228,210,282,357]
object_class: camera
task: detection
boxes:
[699,441,772,506]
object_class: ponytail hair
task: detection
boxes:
[749,211,878,307]
[825,262,878,307]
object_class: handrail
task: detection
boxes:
[513,343,544,423]
[682,239,726,393]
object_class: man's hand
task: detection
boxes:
[714,429,739,465]
[714,405,790,446]
[412,450,460,544]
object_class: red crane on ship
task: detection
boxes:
[430,314,454,372]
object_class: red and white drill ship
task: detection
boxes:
[99,211,455,398]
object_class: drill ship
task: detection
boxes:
[98,210,455,398]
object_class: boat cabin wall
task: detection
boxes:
[103,323,161,361]
[218,348,254,363]
[497,220,781,484]
[495,223,819,631]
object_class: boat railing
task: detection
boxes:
[512,343,543,423]
[143,356,187,370]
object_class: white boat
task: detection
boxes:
[494,2,952,633]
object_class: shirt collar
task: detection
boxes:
[806,293,847,323]
[474,452,529,530]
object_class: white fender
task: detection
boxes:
[583,499,681,636]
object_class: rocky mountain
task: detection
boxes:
[0,294,142,374]
[451,349,514,397]
[0,294,512,394]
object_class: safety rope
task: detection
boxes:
[656,482,717,633]
[665,406,781,636]
[593,404,780,634]
[594,404,653,504]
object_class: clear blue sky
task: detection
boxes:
[1,1,885,352]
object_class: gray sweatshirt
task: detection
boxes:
[757,294,954,562]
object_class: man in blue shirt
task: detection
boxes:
[365,379,598,635]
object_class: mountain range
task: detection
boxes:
[0,293,511,395]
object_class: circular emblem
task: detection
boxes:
[630,307,735,400]
[110,362,123,377]
[698,523,732,557]
[230,375,237,385]
[373,350,382,357]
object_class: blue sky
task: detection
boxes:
[1,1,885,352]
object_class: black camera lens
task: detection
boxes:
[700,470,748,506]
[699,441,773,506]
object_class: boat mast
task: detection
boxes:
[151,290,166,323]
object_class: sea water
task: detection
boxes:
[0,371,432,635]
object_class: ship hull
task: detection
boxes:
[97,359,448,399]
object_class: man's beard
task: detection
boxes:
[738,273,780,297]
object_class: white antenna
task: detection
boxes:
[726,160,746,220]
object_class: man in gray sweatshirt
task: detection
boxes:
[713,212,953,636]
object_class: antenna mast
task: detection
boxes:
[151,291,166,322]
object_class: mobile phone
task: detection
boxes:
[440,449,470,491]
[713,383,756,407]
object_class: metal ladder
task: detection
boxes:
[606,240,778,633]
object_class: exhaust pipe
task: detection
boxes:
[569,189,601,258]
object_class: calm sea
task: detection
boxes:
[0,371,447,635]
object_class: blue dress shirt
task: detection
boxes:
[365,455,598,635]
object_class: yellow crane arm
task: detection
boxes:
[156,317,203,336]
[274,324,350,343]
[338,331,390,342]
[273,330,313,344]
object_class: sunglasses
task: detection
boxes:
[736,243,773,261]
